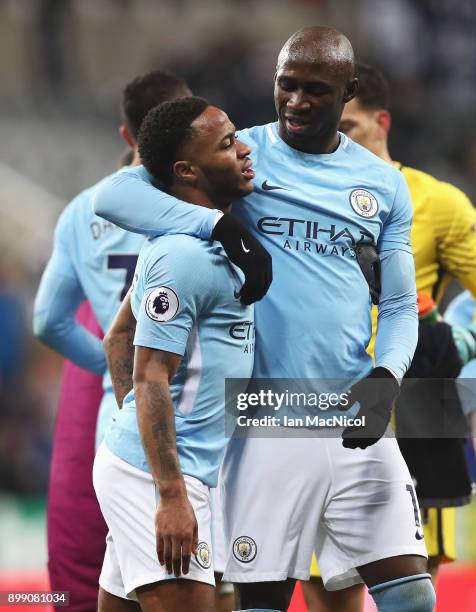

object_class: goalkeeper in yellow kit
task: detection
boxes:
[301,62,476,612]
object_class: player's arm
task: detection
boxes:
[342,175,417,449]
[342,249,417,449]
[374,249,418,378]
[93,165,218,238]
[133,243,214,577]
[93,165,272,304]
[103,290,136,407]
[375,174,418,378]
[134,345,197,577]
[33,205,106,375]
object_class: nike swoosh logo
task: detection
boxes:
[241,239,250,254]
[234,289,241,300]
[262,180,288,191]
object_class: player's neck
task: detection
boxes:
[170,185,231,213]
[130,150,142,167]
[374,142,393,164]
[278,124,340,154]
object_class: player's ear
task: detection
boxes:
[173,160,197,185]
[343,78,359,103]
[376,110,391,135]
[119,125,135,149]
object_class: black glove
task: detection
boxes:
[339,367,399,449]
[355,242,381,305]
[212,214,272,305]
[406,320,462,379]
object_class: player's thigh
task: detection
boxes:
[136,579,214,612]
[324,436,428,550]
[317,437,427,589]
[235,579,296,612]
[98,587,140,612]
[357,554,428,588]
[94,443,215,598]
[221,436,327,581]
[301,577,364,612]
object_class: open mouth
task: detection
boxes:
[242,160,255,180]
[285,115,311,134]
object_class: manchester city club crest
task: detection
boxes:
[349,189,379,218]
[233,536,257,563]
[195,541,212,569]
[145,286,179,322]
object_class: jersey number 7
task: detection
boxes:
[107,254,139,301]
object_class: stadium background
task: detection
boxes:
[0,1,475,610]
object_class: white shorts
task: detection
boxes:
[210,483,227,574]
[221,434,428,590]
[93,443,215,600]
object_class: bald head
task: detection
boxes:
[274,26,358,153]
[277,26,355,81]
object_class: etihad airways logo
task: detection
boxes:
[229,320,255,354]
[257,216,374,246]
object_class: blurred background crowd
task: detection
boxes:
[1,0,476,586]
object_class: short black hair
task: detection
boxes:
[355,62,390,111]
[138,96,210,186]
[121,70,189,137]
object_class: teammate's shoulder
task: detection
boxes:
[63,173,117,220]
[404,165,473,209]
[63,185,92,212]
[146,234,210,266]
[55,185,93,233]
[238,122,276,146]
[140,235,216,293]
[345,137,402,184]
[436,179,472,206]
[400,165,440,191]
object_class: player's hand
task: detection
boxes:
[211,214,272,305]
[155,491,198,577]
[339,367,399,449]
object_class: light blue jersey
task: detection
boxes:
[34,174,145,444]
[232,125,416,383]
[94,124,417,386]
[105,234,254,487]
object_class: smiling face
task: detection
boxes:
[274,27,358,154]
[275,60,351,151]
[180,106,255,203]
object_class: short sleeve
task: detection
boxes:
[134,242,216,356]
[378,173,413,255]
